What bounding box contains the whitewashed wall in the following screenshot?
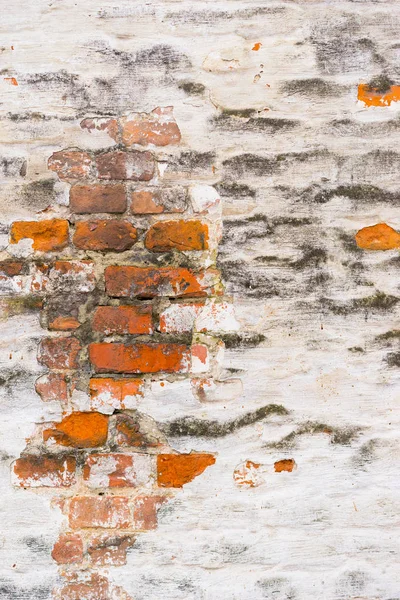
[1,1,400,599]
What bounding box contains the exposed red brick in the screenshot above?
[89,342,190,374]
[133,495,167,530]
[0,261,24,276]
[50,260,96,292]
[70,183,127,214]
[56,573,109,600]
[80,117,119,141]
[145,220,209,252]
[48,150,92,181]
[83,453,154,488]
[89,377,144,412]
[43,412,108,448]
[38,337,81,369]
[12,455,76,487]
[88,534,135,566]
[121,107,181,147]
[35,372,68,403]
[73,220,137,252]
[157,453,216,488]
[68,496,131,529]
[274,459,296,473]
[92,305,153,335]
[355,223,400,250]
[96,150,155,181]
[51,533,84,565]
[10,219,69,252]
[105,266,221,298]
[130,187,187,214]
[48,315,80,331]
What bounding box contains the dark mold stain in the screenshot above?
[220,332,266,349]
[281,78,346,97]
[212,114,299,133]
[161,404,288,438]
[22,536,51,555]
[257,577,297,600]
[20,179,56,210]
[216,181,256,198]
[222,150,331,178]
[0,580,52,600]
[320,291,399,316]
[366,74,394,93]
[265,421,362,449]
[385,352,400,367]
[177,81,205,96]
[0,157,27,178]
[166,151,216,176]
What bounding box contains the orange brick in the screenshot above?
[89,342,190,374]
[358,83,400,107]
[43,412,108,448]
[355,223,400,250]
[10,219,69,252]
[121,107,181,147]
[274,459,296,473]
[51,533,83,564]
[38,337,81,369]
[48,316,80,331]
[157,453,216,488]
[73,220,137,252]
[92,305,153,335]
[68,496,131,529]
[105,266,220,298]
[12,455,76,487]
[70,183,127,214]
[145,220,209,252]
[48,150,92,180]
[89,377,144,412]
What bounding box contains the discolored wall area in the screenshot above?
[1,1,400,599]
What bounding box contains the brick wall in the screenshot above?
[1,2,400,599]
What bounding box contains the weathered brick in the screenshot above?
[89,342,190,374]
[92,305,153,335]
[105,266,221,298]
[12,454,76,487]
[0,261,24,276]
[83,453,154,488]
[121,107,181,147]
[10,219,69,252]
[145,220,209,252]
[51,533,84,565]
[131,187,187,214]
[80,116,119,140]
[160,299,241,334]
[157,453,216,488]
[35,372,68,403]
[133,495,166,530]
[274,459,296,473]
[48,149,92,180]
[43,412,108,448]
[96,150,155,181]
[159,301,203,333]
[114,413,162,448]
[70,183,127,214]
[233,460,264,488]
[358,83,400,107]
[48,315,80,331]
[68,496,131,529]
[50,260,96,293]
[38,337,81,369]
[191,343,209,373]
[88,534,135,566]
[73,220,137,252]
[89,377,144,412]
[355,223,400,250]
[56,573,109,600]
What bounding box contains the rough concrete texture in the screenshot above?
[1,1,400,599]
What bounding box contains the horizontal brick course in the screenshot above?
[89,342,191,373]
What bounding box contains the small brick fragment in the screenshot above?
[145,220,209,252]
[52,533,84,564]
[38,337,81,369]
[92,305,153,335]
[96,150,155,181]
[70,183,127,214]
[35,372,68,403]
[131,187,187,214]
[12,455,76,487]
[68,496,131,529]
[133,495,166,530]
[105,266,221,298]
[43,412,108,448]
[83,453,154,488]
[48,150,92,180]
[48,315,80,331]
[114,413,162,448]
[157,453,216,488]
[274,459,296,473]
[89,377,144,412]
[88,534,135,566]
[355,223,400,250]
[73,220,137,252]
[358,83,400,107]
[121,107,181,147]
[10,219,69,252]
[89,342,190,374]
